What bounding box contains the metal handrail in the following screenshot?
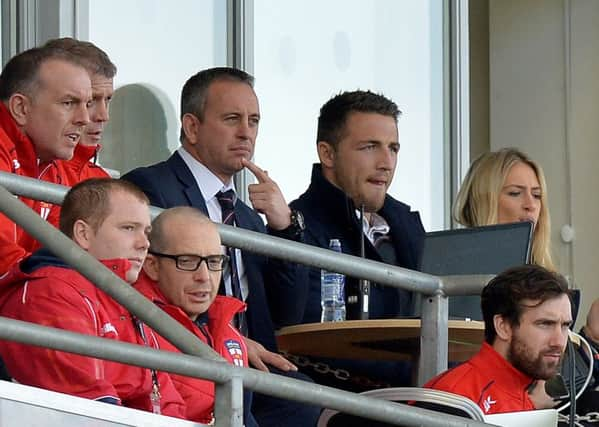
[0,171,491,297]
[0,316,496,427]
[0,171,497,425]
[0,182,222,363]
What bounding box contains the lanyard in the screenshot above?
[133,317,162,415]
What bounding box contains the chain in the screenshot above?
[282,352,391,389]
[284,352,350,380]
[559,412,599,426]
[577,412,599,423]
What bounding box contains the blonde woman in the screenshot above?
[454,148,559,409]
[453,147,555,271]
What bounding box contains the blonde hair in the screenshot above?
[453,148,555,271]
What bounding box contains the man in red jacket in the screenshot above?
[45,37,116,184]
[0,44,92,274]
[42,38,116,240]
[137,206,252,425]
[0,178,186,418]
[425,265,572,415]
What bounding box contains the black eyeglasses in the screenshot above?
[149,251,229,272]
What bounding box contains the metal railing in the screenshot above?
[0,171,493,383]
[0,171,496,426]
[0,316,495,427]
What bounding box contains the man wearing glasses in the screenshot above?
[136,206,256,426]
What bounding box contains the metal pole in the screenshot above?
[0,171,449,296]
[0,184,222,362]
[0,317,495,427]
[219,224,443,295]
[0,171,495,298]
[418,293,449,386]
[214,373,244,427]
[442,274,494,295]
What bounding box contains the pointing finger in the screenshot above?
[242,158,271,183]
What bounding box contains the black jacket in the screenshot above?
[269,164,425,326]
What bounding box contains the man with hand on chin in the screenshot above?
[123,66,318,427]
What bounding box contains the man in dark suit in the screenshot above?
[122,67,318,427]
[269,90,425,392]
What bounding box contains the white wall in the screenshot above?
[489,0,599,327]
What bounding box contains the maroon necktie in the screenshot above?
[216,190,247,335]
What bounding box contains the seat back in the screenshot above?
[317,387,485,427]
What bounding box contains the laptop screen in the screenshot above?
[418,222,533,320]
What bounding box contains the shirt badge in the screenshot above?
[225,339,244,367]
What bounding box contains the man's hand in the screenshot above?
[242,158,291,230]
[527,380,558,409]
[245,337,297,372]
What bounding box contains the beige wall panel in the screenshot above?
[489,0,599,327]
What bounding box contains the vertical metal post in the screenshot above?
[418,293,449,386]
[226,0,255,204]
[214,372,244,427]
[448,0,470,229]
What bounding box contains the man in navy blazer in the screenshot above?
[269,90,425,392]
[122,67,318,427]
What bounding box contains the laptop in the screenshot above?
[418,222,533,320]
[485,409,558,427]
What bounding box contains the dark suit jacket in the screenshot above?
[272,164,425,326]
[122,152,303,351]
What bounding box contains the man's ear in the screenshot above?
[6,94,30,127]
[181,113,200,145]
[72,219,92,250]
[143,254,160,281]
[494,314,513,342]
[317,141,336,168]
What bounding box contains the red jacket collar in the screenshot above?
[0,102,53,177]
[474,342,534,392]
[99,258,133,282]
[67,143,101,170]
[134,271,246,327]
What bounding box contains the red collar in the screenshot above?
[99,258,133,282]
[472,342,534,393]
[0,102,54,177]
[67,143,101,170]
[134,271,246,325]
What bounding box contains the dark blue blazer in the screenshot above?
[122,152,297,351]
[272,164,425,326]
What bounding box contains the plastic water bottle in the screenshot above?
[321,239,346,322]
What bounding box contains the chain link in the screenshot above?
[282,352,391,388]
[559,412,599,426]
[284,352,351,380]
[577,412,599,423]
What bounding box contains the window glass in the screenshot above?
[87,0,227,174]
[253,0,445,230]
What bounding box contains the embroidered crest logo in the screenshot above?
[101,322,118,336]
[39,202,52,221]
[483,395,496,413]
[224,339,244,367]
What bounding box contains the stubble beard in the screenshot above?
[508,335,563,380]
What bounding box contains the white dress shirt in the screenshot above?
[357,210,391,245]
[178,146,249,300]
